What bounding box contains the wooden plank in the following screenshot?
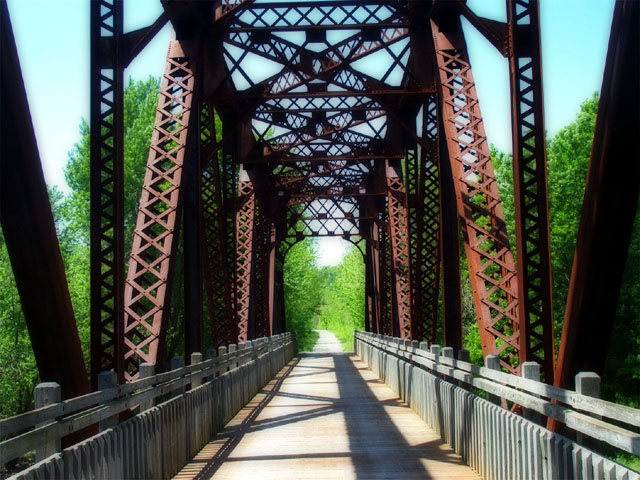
[175,331,479,480]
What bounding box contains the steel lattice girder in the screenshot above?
[432,16,521,372]
[89,0,125,386]
[407,97,441,344]
[120,0,563,375]
[122,42,197,381]
[235,171,256,343]
[201,105,238,348]
[507,0,555,383]
[386,161,412,339]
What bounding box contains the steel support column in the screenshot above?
[439,131,463,351]
[554,0,639,389]
[201,108,237,348]
[432,16,520,371]
[235,165,256,342]
[123,41,197,380]
[507,0,555,382]
[0,1,90,400]
[90,0,125,386]
[407,97,442,345]
[386,160,412,339]
[184,101,203,360]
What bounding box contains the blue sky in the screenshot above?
[6,0,615,265]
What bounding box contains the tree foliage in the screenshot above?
[0,77,160,419]
[283,239,323,351]
[491,93,639,407]
[316,244,365,351]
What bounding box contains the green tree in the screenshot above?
[492,93,639,406]
[316,244,365,351]
[0,77,160,419]
[283,239,323,351]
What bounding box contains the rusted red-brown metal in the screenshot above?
[184,101,204,360]
[0,1,90,400]
[123,41,197,380]
[235,168,256,343]
[554,0,639,391]
[438,131,463,352]
[432,14,520,372]
[507,0,555,383]
[386,160,412,340]
[201,105,237,348]
[406,97,442,345]
[89,0,125,387]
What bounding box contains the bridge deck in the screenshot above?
[174,331,479,480]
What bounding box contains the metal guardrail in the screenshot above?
[354,331,640,480]
[1,333,297,479]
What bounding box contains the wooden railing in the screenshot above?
[1,333,297,479]
[354,331,640,480]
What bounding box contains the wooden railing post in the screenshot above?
[575,371,601,446]
[484,355,501,405]
[139,363,155,412]
[458,349,470,363]
[191,353,203,388]
[521,361,542,424]
[97,372,118,431]
[430,344,440,364]
[34,382,61,462]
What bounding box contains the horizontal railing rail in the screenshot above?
[1,333,296,469]
[354,331,640,480]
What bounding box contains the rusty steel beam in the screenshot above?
[507,0,555,382]
[184,101,203,360]
[89,0,125,387]
[407,97,442,345]
[0,1,90,400]
[235,166,256,342]
[432,15,520,372]
[386,160,412,340]
[201,105,237,348]
[123,41,197,380]
[554,0,639,389]
[251,190,271,339]
[439,131,463,352]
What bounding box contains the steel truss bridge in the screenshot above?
[0,0,638,478]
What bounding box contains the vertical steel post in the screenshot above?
[90,0,125,386]
[184,101,203,360]
[201,107,237,348]
[439,132,463,351]
[236,165,256,343]
[507,0,555,382]
[386,159,412,339]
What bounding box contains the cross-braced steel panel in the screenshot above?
[201,106,237,348]
[407,97,440,343]
[235,175,256,343]
[90,0,125,386]
[433,19,520,372]
[122,44,196,380]
[507,0,555,382]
